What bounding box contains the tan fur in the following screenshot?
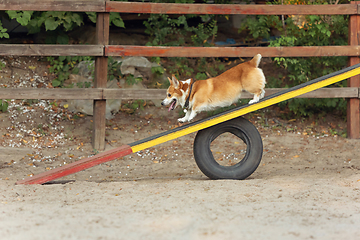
[161,54,266,122]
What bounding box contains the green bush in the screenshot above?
[3,9,126,87]
[47,56,93,87]
[0,99,9,113]
[240,2,349,117]
[6,10,124,44]
[0,22,9,71]
[143,0,225,80]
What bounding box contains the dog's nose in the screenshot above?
[161,101,164,106]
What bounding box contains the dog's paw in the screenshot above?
[178,117,187,123]
[249,99,258,104]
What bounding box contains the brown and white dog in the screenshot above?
[161,54,266,122]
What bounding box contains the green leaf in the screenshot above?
[70,13,83,26]
[52,79,62,87]
[62,64,70,72]
[6,10,33,26]
[62,21,73,31]
[49,11,64,18]
[63,15,73,23]
[45,18,59,31]
[18,11,33,26]
[110,12,125,28]
[112,18,125,28]
[218,64,225,71]
[86,12,97,23]
[6,10,18,19]
[37,15,47,26]
[2,101,8,112]
[72,67,80,75]
[195,72,207,80]
[58,56,66,62]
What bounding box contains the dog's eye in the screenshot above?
[168,93,171,97]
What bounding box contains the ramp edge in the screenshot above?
[16,145,132,185]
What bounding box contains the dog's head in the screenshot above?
[161,76,191,111]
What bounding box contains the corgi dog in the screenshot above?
[161,54,266,122]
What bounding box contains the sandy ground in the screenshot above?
[0,57,360,239]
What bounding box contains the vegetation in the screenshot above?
[239,0,350,117]
[0,0,353,117]
[0,99,9,113]
[143,4,224,80]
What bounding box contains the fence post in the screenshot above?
[93,12,109,150]
[348,1,360,139]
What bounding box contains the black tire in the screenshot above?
[193,116,263,180]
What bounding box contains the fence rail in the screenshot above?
[0,88,357,100]
[0,0,105,12]
[1,45,360,57]
[0,0,359,149]
[0,44,103,56]
[106,2,358,15]
[1,1,356,14]
[106,45,360,58]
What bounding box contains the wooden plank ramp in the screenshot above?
[16,63,360,185]
[16,146,132,185]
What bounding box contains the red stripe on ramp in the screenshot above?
[16,145,133,185]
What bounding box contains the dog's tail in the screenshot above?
[249,54,262,68]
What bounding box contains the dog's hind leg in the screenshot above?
[260,89,265,99]
[249,94,260,104]
[249,89,265,104]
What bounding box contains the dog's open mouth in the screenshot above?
[168,99,177,112]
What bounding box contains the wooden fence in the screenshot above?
[0,0,359,150]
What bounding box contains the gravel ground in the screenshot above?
[0,57,359,240]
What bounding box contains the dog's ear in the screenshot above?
[171,75,179,88]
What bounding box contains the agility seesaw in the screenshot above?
[16,63,360,184]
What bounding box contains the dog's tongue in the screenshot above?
[169,101,176,112]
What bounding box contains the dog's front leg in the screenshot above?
[186,109,198,122]
[178,110,191,123]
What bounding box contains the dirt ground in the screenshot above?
[0,57,360,240]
